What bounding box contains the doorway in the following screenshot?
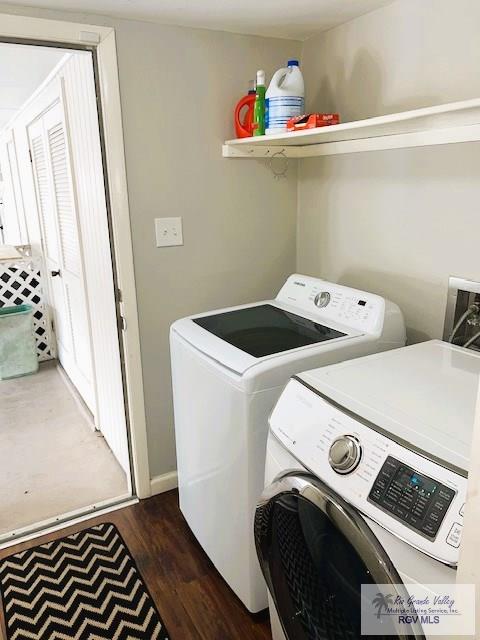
[0,39,135,543]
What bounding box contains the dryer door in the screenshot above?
[255,472,425,640]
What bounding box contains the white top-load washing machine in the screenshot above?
[170,274,405,613]
[256,340,480,639]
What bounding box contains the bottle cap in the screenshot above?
[288,59,299,67]
[256,69,266,86]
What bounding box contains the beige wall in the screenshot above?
[0,4,300,478]
[298,0,480,344]
[115,24,299,478]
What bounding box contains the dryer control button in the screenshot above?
[446,522,463,548]
[328,435,362,474]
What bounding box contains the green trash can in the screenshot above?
[0,304,39,380]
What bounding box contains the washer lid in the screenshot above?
[193,303,346,358]
[298,340,480,472]
[172,301,355,376]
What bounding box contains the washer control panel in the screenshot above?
[369,457,456,540]
[270,378,467,566]
[276,274,385,334]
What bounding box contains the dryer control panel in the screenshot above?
[270,378,467,567]
[369,457,456,539]
[276,274,386,335]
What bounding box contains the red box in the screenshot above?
[287,113,340,132]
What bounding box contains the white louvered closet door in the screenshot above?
[28,100,95,413]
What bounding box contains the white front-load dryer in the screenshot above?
[170,274,406,612]
[256,341,479,639]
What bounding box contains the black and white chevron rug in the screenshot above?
[0,522,169,639]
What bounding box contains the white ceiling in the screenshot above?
[0,0,395,40]
[0,43,66,129]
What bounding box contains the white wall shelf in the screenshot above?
[223,98,480,158]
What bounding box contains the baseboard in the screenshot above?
[150,471,178,496]
[55,361,96,431]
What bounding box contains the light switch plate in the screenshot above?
[155,217,183,247]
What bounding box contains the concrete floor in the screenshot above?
[0,362,128,536]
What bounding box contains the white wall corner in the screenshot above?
[150,471,178,496]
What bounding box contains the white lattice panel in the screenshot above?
[0,257,55,361]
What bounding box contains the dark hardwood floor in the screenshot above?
[0,491,272,640]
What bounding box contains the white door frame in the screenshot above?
[0,13,151,498]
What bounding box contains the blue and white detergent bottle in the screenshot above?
[265,59,305,135]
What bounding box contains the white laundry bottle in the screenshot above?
[265,59,305,135]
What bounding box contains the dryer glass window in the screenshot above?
[193,304,346,357]
[255,481,424,640]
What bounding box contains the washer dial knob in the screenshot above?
[328,435,362,474]
[314,291,331,308]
